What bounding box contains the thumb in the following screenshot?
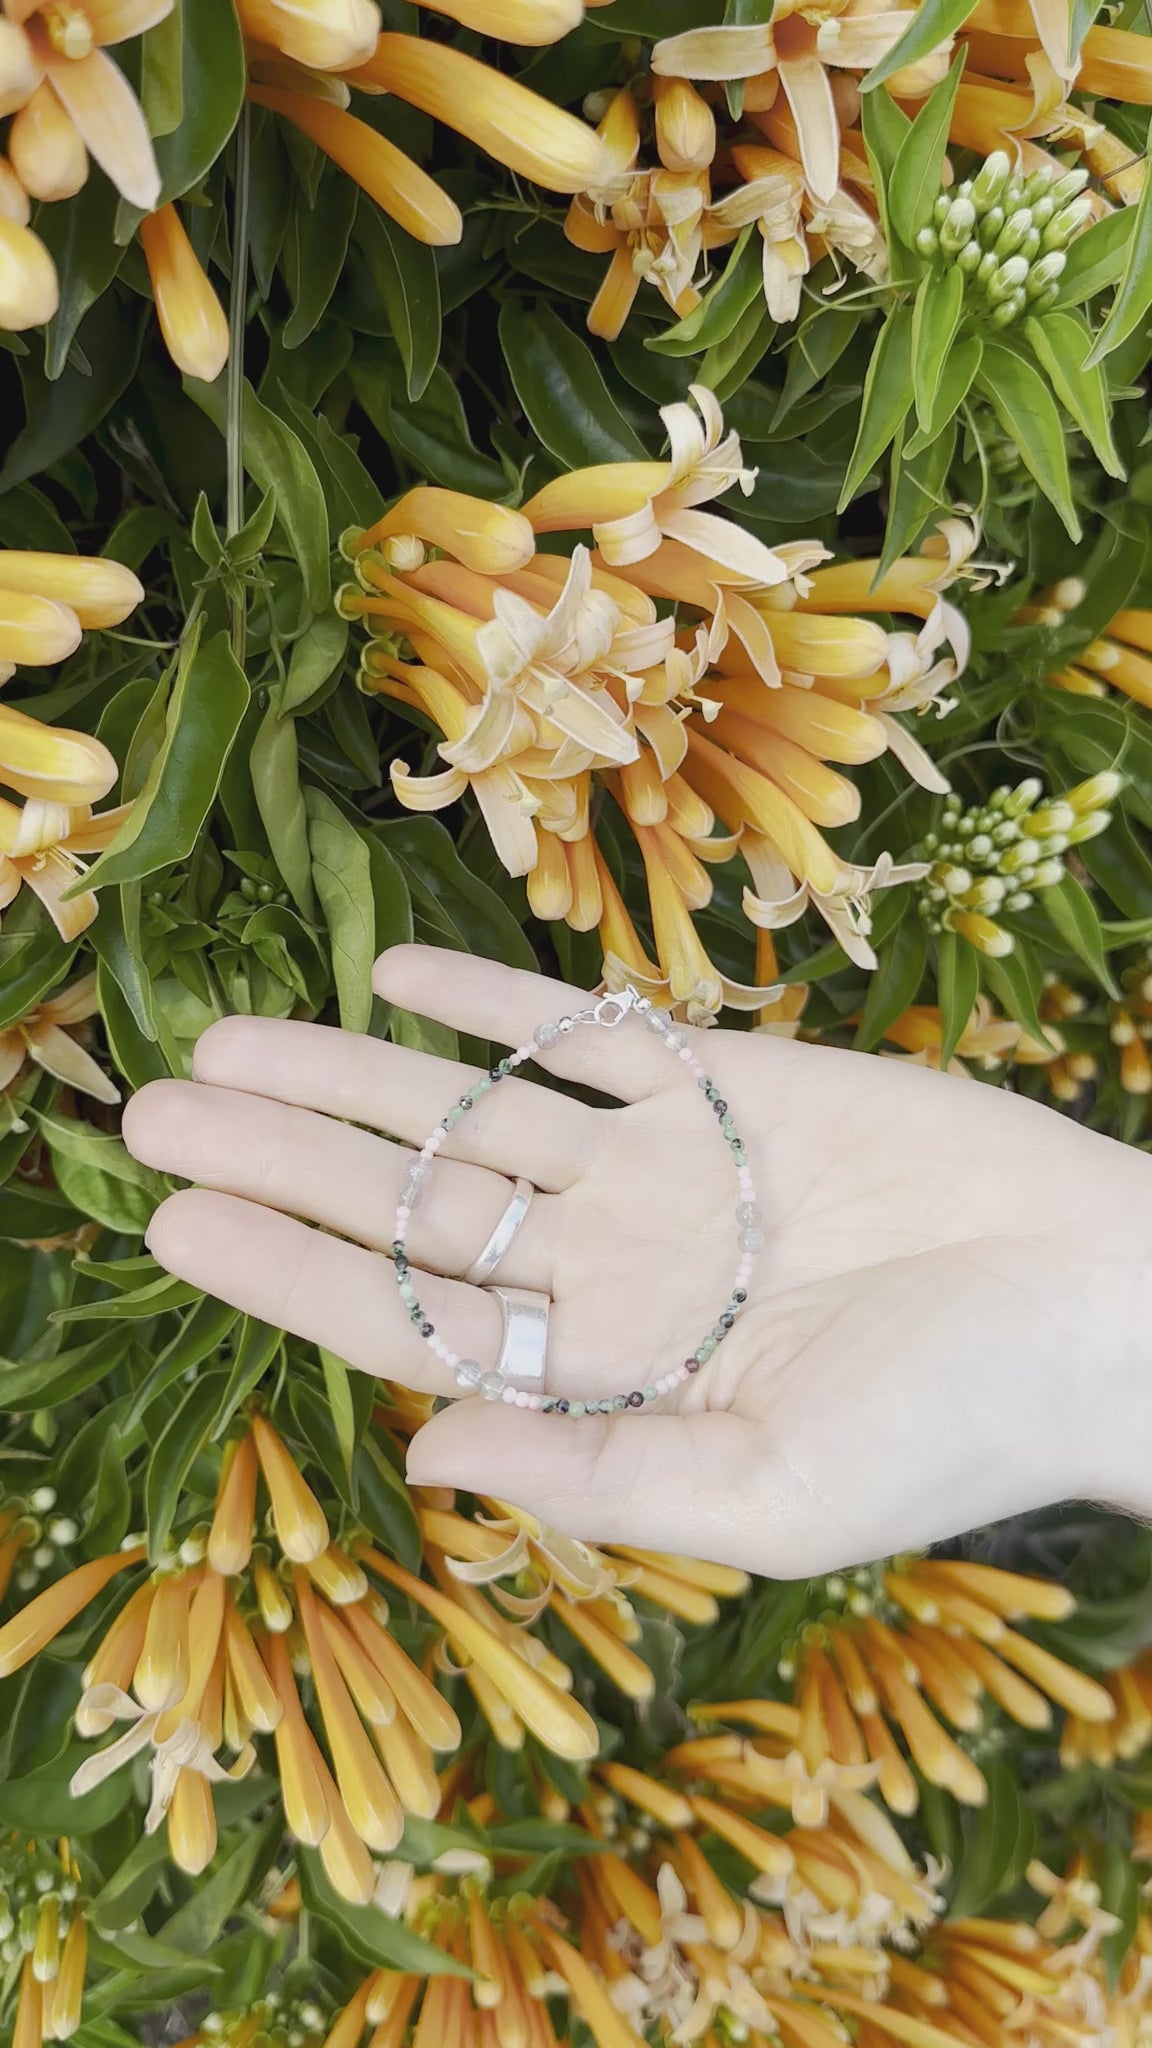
[406,1403,818,1576]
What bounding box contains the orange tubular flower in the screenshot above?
[691,1554,1114,1817]
[139,205,230,383]
[0,213,58,328]
[0,973,120,1106]
[880,996,1056,1078]
[243,8,604,248]
[0,0,169,218]
[348,409,966,1019]
[1,1838,90,2048]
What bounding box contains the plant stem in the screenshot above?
[227,103,252,667]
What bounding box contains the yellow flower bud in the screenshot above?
[304,1543,369,1606]
[353,37,606,196]
[0,20,38,121]
[264,1629,332,1846]
[353,488,535,578]
[0,551,143,631]
[207,1433,258,1577]
[599,1762,694,1831]
[139,206,230,384]
[417,0,582,43]
[13,1957,42,2048]
[224,1601,284,1733]
[248,85,462,248]
[133,1569,193,1711]
[0,1545,145,1678]
[49,1916,86,2038]
[251,1413,330,1563]
[0,704,118,807]
[0,589,81,670]
[1065,770,1123,813]
[237,0,381,71]
[654,76,716,173]
[297,1574,404,1853]
[253,1552,295,1633]
[0,155,30,226]
[948,910,1013,957]
[33,1896,59,1985]
[9,83,87,203]
[168,1767,217,1876]
[0,215,59,330]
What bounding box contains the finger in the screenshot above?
[192,1015,591,1194]
[145,1188,503,1399]
[125,1081,558,1291]
[405,1404,788,1573]
[373,945,700,1105]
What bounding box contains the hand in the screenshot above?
[123,946,1152,1576]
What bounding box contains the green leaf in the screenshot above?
[355,206,441,403]
[40,1111,166,1236]
[860,86,911,242]
[887,49,967,250]
[0,1744,135,1834]
[1098,1837,1141,1986]
[838,305,914,510]
[54,1272,201,1323]
[853,907,928,1050]
[1025,310,1124,479]
[150,0,246,209]
[647,228,764,356]
[911,264,965,432]
[38,174,125,382]
[948,1758,1034,1916]
[905,332,982,454]
[145,1368,231,1560]
[1085,112,1152,364]
[1052,205,1136,307]
[78,630,250,894]
[89,1835,173,1935]
[159,1817,283,1952]
[208,1316,284,1440]
[0,297,144,494]
[278,611,350,718]
[499,301,647,466]
[375,818,536,970]
[976,343,1082,541]
[306,788,377,1032]
[284,174,360,350]
[935,931,980,1069]
[251,706,316,918]
[979,940,1057,1051]
[140,4,184,137]
[297,1850,474,1975]
[320,1348,357,1490]
[188,381,331,615]
[1040,873,1119,996]
[0,1324,133,1410]
[89,884,157,1044]
[125,1297,239,1433]
[862,0,975,90]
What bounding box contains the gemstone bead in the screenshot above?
[455,1359,482,1389]
[479,1373,506,1401]
[739,1229,766,1253]
[736,1201,759,1226]
[534,1023,560,1050]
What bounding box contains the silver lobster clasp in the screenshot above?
[593,987,641,1029]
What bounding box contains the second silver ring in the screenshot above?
[463,1176,536,1286]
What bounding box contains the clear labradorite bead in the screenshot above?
[455,1359,482,1389]
[479,1372,506,1401]
[739,1229,766,1253]
[534,1022,560,1050]
[664,1029,686,1051]
[736,1202,759,1227]
[644,1010,668,1033]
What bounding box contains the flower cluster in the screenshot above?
[689,1554,1114,1814]
[915,773,1120,955]
[915,152,1092,328]
[346,390,972,1017]
[0,1836,87,2047]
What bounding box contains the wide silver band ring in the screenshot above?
[490,1285,549,1387]
[463,1177,535,1285]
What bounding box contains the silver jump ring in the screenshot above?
[490,1285,550,1388]
[463,1177,535,1285]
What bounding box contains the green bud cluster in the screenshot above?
[202,1994,330,2048]
[0,1837,80,1974]
[916,774,1119,952]
[914,150,1091,328]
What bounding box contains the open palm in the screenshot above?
[124,946,1151,1576]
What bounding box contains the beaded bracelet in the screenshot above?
[390,988,764,1417]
